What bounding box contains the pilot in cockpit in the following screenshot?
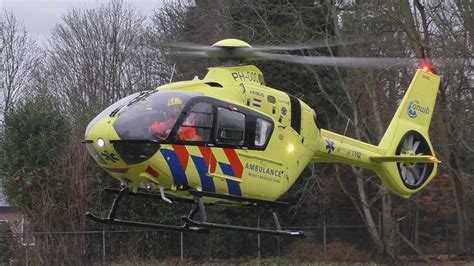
[151,97,183,139]
[151,97,202,141]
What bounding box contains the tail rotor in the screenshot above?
[396,131,434,189]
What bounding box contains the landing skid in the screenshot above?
[185,190,303,237]
[86,188,304,237]
[86,188,208,233]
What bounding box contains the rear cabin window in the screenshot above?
[255,118,272,147]
[215,107,245,145]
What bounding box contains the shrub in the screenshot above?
[287,241,368,262]
[0,222,14,263]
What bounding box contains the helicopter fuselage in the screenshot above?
[85,65,324,202]
[84,38,441,236]
[85,64,441,203]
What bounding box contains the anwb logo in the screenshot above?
[407,100,430,118]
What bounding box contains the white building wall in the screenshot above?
[0,185,8,206]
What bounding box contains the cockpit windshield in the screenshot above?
[85,92,142,138]
[113,91,202,140]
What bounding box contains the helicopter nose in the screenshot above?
[85,117,161,166]
[85,137,161,166]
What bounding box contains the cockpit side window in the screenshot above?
[215,107,246,146]
[112,91,200,141]
[175,101,213,143]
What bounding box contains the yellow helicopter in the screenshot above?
[85,39,441,236]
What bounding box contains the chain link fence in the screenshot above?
[3,224,376,264]
[2,218,467,264]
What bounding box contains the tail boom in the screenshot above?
[311,69,441,198]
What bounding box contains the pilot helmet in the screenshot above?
[167,97,183,107]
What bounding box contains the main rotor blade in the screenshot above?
[170,51,213,58]
[158,42,221,52]
[253,52,415,69]
[161,39,363,53]
[252,39,364,51]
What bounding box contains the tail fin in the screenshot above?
[375,69,441,197]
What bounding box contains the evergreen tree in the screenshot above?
[0,94,69,209]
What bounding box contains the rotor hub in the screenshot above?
[212,39,252,48]
[401,150,417,168]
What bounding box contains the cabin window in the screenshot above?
[255,118,272,147]
[176,102,213,142]
[215,107,245,145]
[289,95,301,134]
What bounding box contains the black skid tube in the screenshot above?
[182,217,304,237]
[86,212,207,233]
[86,188,304,237]
[86,188,208,233]
[183,196,304,237]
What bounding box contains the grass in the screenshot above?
[108,257,381,266]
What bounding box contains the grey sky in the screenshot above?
[0,1,164,203]
[1,0,163,45]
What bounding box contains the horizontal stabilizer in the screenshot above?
[370,155,441,163]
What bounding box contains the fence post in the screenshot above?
[180,232,184,261]
[257,215,261,258]
[102,230,106,263]
[277,236,280,257]
[323,214,327,258]
[25,242,29,266]
[397,220,400,258]
[378,212,382,238]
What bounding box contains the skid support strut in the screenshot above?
[181,195,304,237]
[86,188,304,237]
[86,188,208,233]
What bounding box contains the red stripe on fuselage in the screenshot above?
[172,144,189,171]
[223,148,243,178]
[146,165,159,177]
[198,146,217,173]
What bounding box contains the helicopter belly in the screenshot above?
[154,145,285,201]
[101,144,287,202]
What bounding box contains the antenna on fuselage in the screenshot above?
[169,64,176,82]
[343,118,351,136]
[341,118,351,147]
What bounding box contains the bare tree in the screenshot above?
[388,0,473,252]
[45,1,164,123]
[313,1,417,257]
[0,10,37,117]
